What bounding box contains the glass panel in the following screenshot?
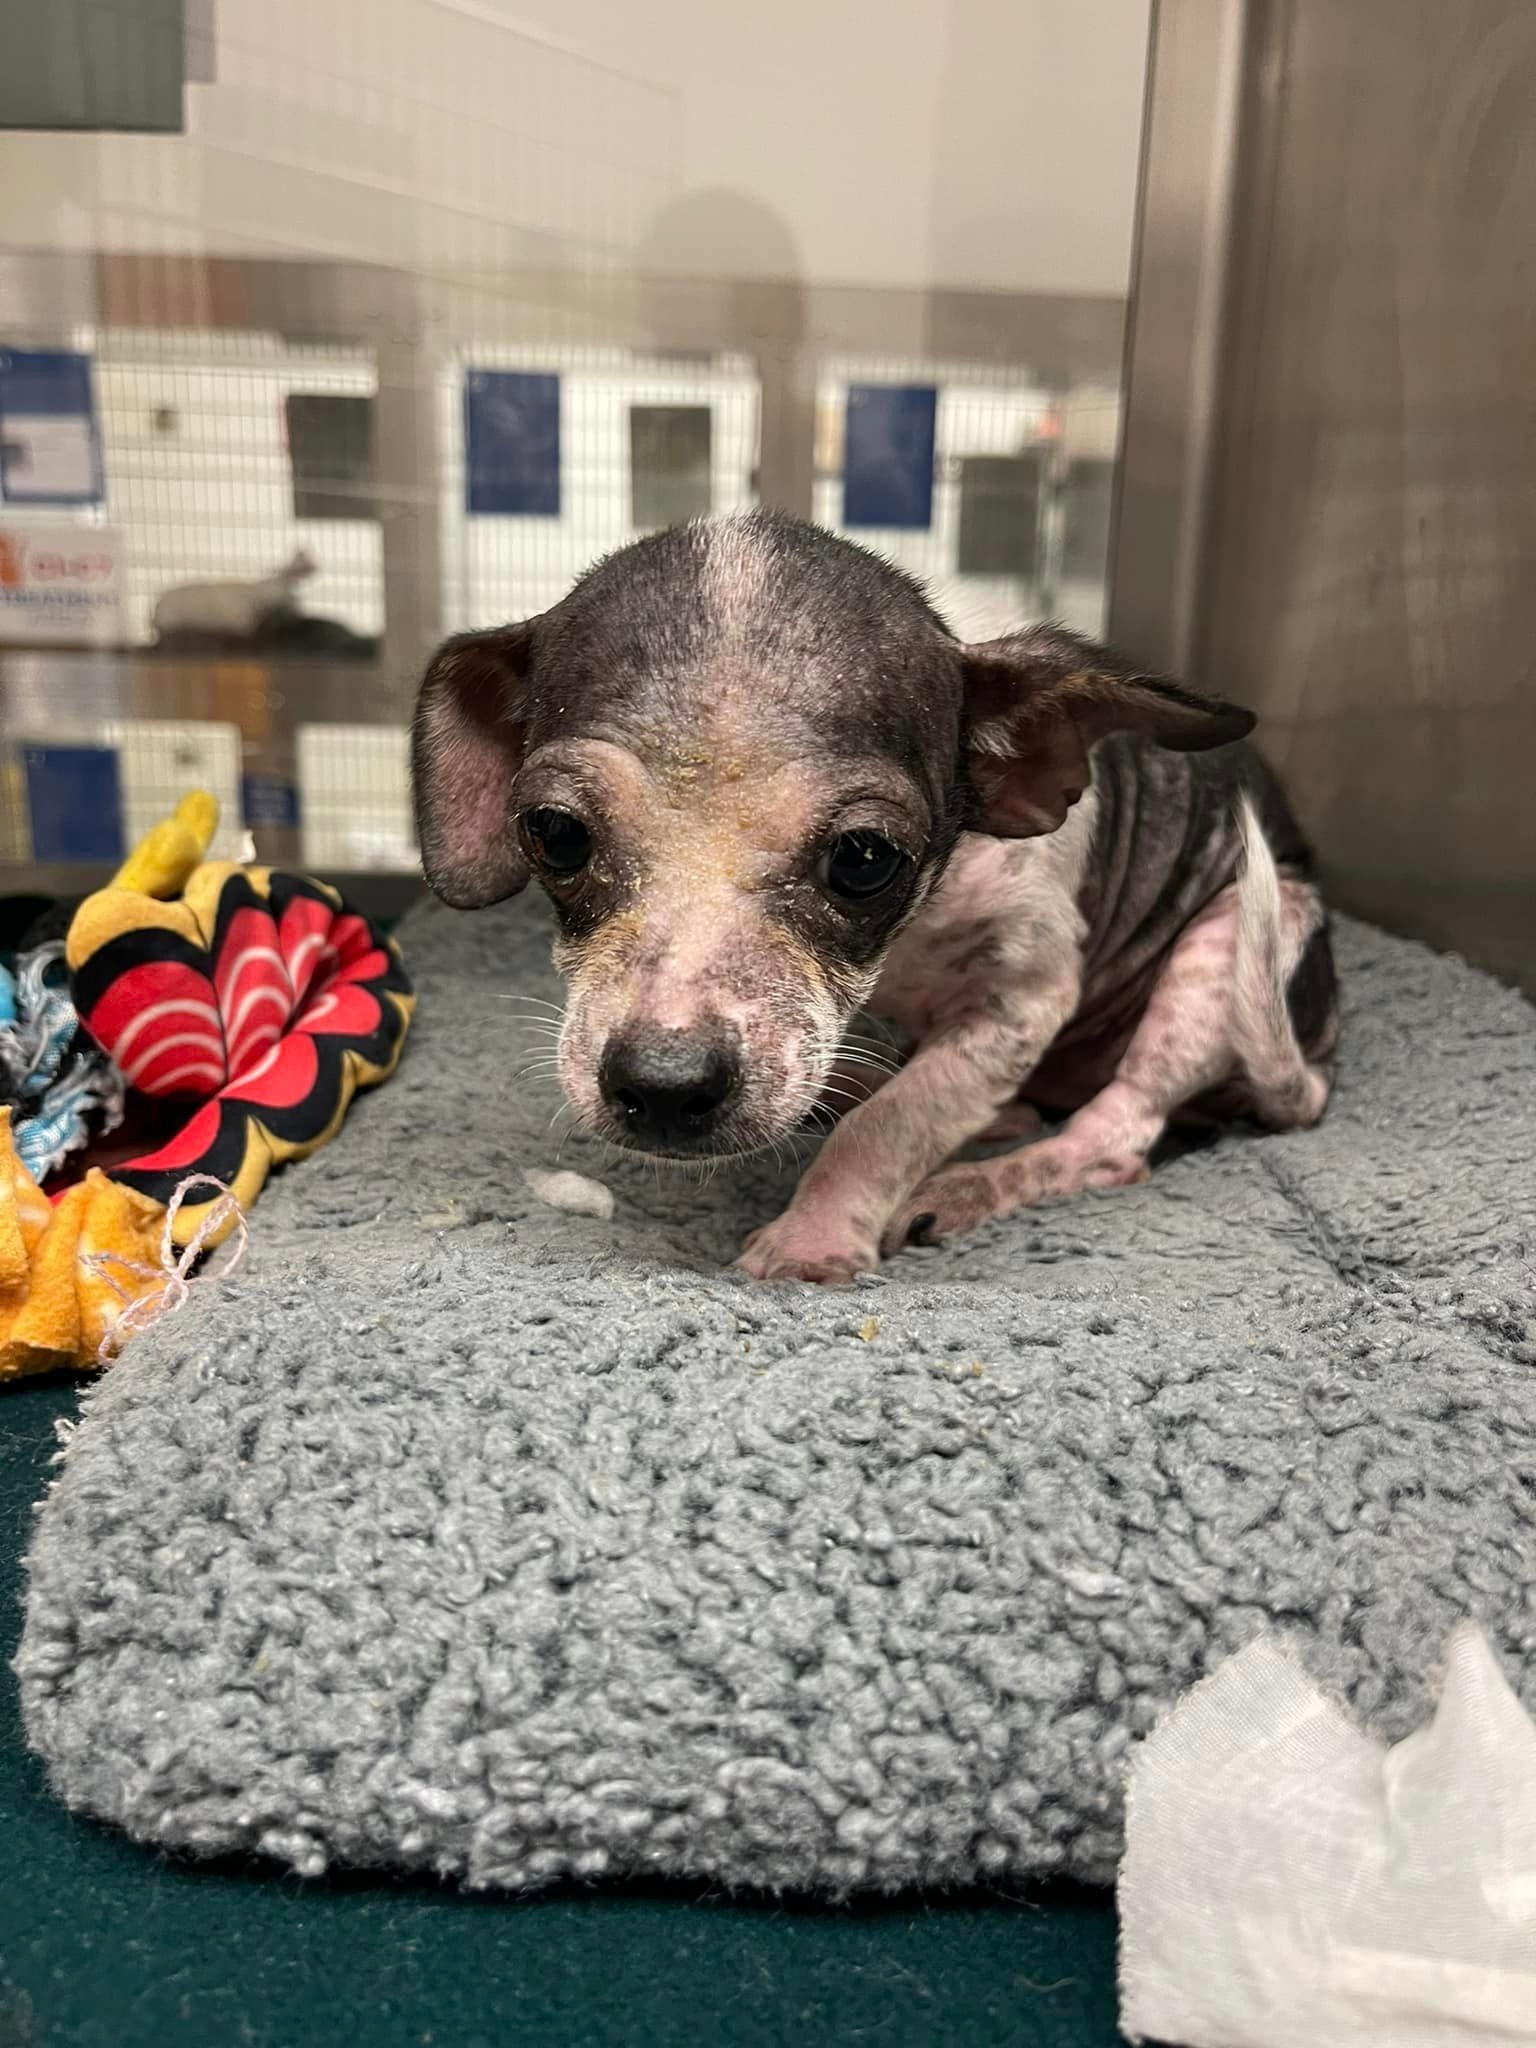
[285,394,377,524]
[0,0,1151,876]
[816,357,1119,640]
[296,723,414,873]
[438,346,758,633]
[630,404,713,530]
[91,328,384,651]
[956,454,1043,578]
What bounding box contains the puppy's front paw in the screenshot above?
[880,1165,1002,1256]
[736,1216,877,1285]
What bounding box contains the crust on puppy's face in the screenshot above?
[452,514,965,1155]
[534,721,946,1156]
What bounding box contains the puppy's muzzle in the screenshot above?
[599,1025,742,1155]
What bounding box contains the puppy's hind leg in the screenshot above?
[882,805,1333,1251]
[883,889,1242,1251]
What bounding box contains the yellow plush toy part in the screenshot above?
[63,789,222,979]
[0,1109,167,1379]
[110,788,219,898]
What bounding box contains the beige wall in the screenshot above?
[0,0,1152,295]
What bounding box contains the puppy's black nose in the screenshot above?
[599,1030,740,1151]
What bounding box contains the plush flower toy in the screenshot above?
[0,793,413,1379]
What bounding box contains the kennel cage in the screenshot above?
[0,270,1126,919]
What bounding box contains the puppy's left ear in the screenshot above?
[412,621,538,907]
[962,625,1255,837]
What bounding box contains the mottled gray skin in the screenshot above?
[1029,737,1337,1113]
[1082,739,1304,990]
[412,511,1336,1280]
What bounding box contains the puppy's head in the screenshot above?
[412,512,1251,1159]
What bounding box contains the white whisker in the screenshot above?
[834,1047,901,1076]
[818,1081,877,1109]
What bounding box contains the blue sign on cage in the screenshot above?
[0,349,104,507]
[241,772,300,831]
[464,371,560,516]
[23,745,123,864]
[842,383,937,531]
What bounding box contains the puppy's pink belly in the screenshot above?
[1022,967,1160,1114]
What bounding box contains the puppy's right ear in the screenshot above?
[412,623,536,908]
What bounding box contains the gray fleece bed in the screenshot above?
[17,891,1536,1893]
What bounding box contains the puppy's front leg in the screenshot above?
[737,974,1079,1283]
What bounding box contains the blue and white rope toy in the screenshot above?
[0,943,124,1183]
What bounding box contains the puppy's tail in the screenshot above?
[1231,796,1330,1129]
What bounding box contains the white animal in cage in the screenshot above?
[152,548,317,639]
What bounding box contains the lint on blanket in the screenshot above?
[0,793,413,1380]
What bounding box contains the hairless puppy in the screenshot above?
[413,511,1336,1282]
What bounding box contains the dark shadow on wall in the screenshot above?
[636,187,813,517]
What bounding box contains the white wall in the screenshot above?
[0,0,1152,296]
[516,0,1154,295]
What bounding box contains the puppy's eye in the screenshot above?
[523,807,592,877]
[820,830,906,903]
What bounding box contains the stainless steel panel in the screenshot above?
[1195,0,1536,990]
[1110,0,1248,673]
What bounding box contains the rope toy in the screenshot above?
[0,942,124,1183]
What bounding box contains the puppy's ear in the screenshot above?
[412,623,537,907]
[962,626,1254,837]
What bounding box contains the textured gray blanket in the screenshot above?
[17,894,1536,1893]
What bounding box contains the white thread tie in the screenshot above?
[87,1173,250,1364]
